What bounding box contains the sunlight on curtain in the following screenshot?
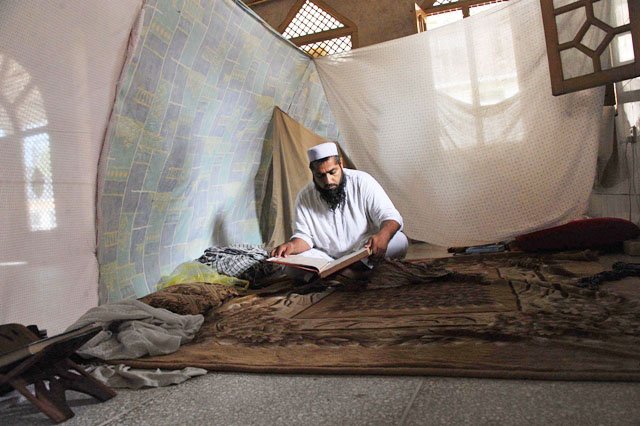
[426,10,463,30]
[0,0,141,334]
[430,10,521,151]
[23,133,56,231]
[316,0,605,246]
[0,56,55,239]
[1,57,58,232]
[470,3,501,15]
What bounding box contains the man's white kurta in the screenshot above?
[291,169,403,259]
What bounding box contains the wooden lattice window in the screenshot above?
[540,0,640,95]
[277,0,358,57]
[416,0,510,32]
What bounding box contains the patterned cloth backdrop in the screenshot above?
[98,0,338,302]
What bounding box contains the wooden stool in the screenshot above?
[0,323,116,424]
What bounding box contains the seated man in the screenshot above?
[271,141,408,276]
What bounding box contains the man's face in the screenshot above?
[311,157,346,210]
[311,157,343,190]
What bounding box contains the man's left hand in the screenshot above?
[364,220,401,263]
[364,232,391,262]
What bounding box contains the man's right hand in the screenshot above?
[271,241,296,258]
[270,238,311,258]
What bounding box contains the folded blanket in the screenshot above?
[67,300,204,360]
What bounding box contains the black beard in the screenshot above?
[315,174,346,211]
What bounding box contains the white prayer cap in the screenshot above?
[307,142,339,162]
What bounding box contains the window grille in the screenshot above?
[278,0,358,57]
[282,1,344,39]
[433,0,459,6]
[540,0,640,95]
[300,36,352,58]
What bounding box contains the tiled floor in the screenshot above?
[3,373,640,425]
[2,243,640,425]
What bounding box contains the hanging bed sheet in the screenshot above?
[314,0,605,247]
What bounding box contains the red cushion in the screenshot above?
[514,218,640,252]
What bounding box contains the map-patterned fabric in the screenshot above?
[97,0,338,302]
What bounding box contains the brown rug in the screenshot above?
[123,252,640,380]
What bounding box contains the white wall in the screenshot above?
[589,77,640,224]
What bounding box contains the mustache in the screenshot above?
[315,175,346,210]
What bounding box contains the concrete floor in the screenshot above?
[2,242,640,425]
[2,373,640,425]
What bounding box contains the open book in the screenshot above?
[0,323,102,369]
[267,247,371,278]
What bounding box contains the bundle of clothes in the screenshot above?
[58,245,280,390]
[195,245,279,285]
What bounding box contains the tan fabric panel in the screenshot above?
[263,107,353,246]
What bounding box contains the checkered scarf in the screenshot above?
[196,246,277,283]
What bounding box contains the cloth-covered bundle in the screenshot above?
[196,246,279,283]
[67,300,203,361]
[140,282,240,316]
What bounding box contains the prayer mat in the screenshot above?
[123,252,640,381]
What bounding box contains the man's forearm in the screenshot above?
[271,237,312,257]
[378,220,401,240]
[287,237,312,255]
[365,220,401,259]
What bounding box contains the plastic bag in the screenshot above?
[157,261,249,290]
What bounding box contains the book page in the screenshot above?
[318,247,370,277]
[267,254,332,271]
[328,247,369,269]
[267,247,370,277]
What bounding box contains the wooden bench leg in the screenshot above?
[0,324,116,423]
[1,359,117,424]
[56,359,117,402]
[10,376,74,424]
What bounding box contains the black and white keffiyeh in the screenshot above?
[196,245,278,282]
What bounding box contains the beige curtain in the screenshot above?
[315,0,605,246]
[260,107,353,246]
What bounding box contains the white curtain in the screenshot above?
[315,0,605,246]
[0,0,141,333]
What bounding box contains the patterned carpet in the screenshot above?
[124,251,640,380]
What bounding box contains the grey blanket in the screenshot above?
[87,364,207,389]
[67,300,204,360]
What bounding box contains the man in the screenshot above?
[271,141,408,269]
